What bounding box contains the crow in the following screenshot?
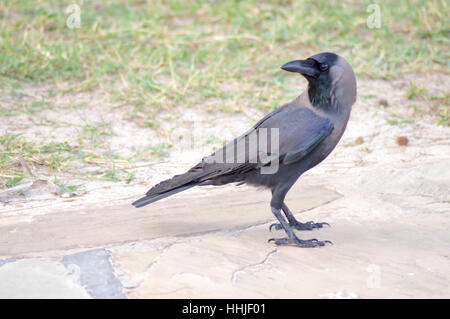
[133,52,357,247]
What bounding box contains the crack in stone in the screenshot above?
[126,242,176,291]
[231,248,278,285]
[143,243,175,273]
[161,194,342,241]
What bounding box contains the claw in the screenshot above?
[315,222,331,228]
[304,221,330,229]
[268,236,332,248]
[269,223,282,232]
[269,220,330,232]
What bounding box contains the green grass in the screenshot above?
[0,130,137,188]
[78,120,116,148]
[438,105,449,126]
[148,143,172,158]
[1,0,448,110]
[0,0,448,189]
[407,81,428,100]
[0,132,79,187]
[52,177,86,197]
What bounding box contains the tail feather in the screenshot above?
[132,183,198,208]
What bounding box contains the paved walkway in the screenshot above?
[1,162,449,298]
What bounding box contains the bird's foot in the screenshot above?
[268,237,332,248]
[269,220,330,232]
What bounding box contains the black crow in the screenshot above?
[133,52,357,247]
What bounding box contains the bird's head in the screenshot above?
[281,52,357,111]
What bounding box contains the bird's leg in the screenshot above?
[268,185,331,247]
[268,207,331,247]
[269,203,330,231]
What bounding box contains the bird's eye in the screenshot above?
[319,63,329,72]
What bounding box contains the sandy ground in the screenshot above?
[0,73,449,298]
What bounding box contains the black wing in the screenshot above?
[149,107,333,192]
[133,107,333,207]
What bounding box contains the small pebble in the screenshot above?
[378,98,389,107]
[354,136,364,145]
[396,136,409,146]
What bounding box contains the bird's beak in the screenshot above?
[280,60,319,78]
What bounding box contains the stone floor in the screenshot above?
[1,161,449,298]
